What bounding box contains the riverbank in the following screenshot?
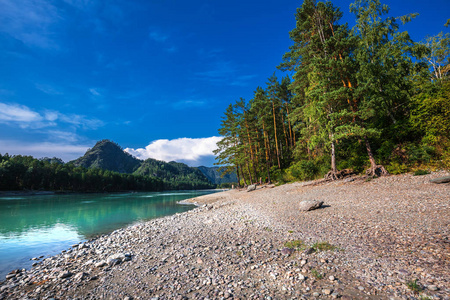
[1,171,449,299]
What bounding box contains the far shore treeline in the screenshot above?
[215,0,450,185]
[0,140,223,192]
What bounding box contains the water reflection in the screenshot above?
[0,190,216,278]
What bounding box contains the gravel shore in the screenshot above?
[1,171,449,300]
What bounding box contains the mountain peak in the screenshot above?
[71,140,141,173]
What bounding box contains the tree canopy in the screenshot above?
[215,0,449,185]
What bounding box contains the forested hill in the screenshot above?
[70,140,141,173]
[197,166,238,185]
[69,140,215,190]
[0,140,216,192]
[134,160,215,190]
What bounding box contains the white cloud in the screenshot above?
[0,102,42,123]
[0,139,89,162]
[0,0,62,49]
[0,102,104,129]
[125,136,222,167]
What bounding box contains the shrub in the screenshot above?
[413,169,430,176]
[387,161,409,174]
[290,160,318,181]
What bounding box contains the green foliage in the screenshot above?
[387,162,409,175]
[284,240,306,250]
[0,154,164,192]
[0,140,215,192]
[215,0,450,185]
[312,241,336,252]
[289,160,318,181]
[410,82,450,146]
[71,140,141,173]
[406,279,422,294]
[134,160,215,190]
[413,169,430,176]
[311,269,323,280]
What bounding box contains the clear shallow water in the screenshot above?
[0,190,217,279]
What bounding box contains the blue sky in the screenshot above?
[1,0,449,166]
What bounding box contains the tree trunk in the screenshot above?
[235,165,241,188]
[272,101,281,169]
[266,160,271,184]
[331,139,336,173]
[245,120,258,181]
[246,161,253,184]
[364,136,389,177]
[240,166,248,187]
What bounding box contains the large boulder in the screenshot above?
[299,200,324,211]
[247,184,257,192]
[430,176,450,184]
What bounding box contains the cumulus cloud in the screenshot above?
[125,136,222,167]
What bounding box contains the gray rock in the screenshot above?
[299,200,324,211]
[430,176,450,184]
[304,247,315,255]
[281,247,294,256]
[58,271,72,279]
[427,285,438,291]
[95,260,107,268]
[74,272,88,281]
[322,288,333,295]
[247,184,257,192]
[5,274,15,280]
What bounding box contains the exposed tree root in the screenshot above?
[365,165,389,177]
[324,169,356,181]
[325,171,342,181]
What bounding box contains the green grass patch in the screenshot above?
[311,269,323,280]
[312,241,336,252]
[406,279,422,294]
[284,240,306,250]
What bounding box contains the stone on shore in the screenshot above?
[430,176,450,184]
[299,200,324,211]
[247,184,257,192]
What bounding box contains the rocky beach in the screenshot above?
[1,171,449,300]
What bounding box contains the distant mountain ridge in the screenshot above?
[69,140,231,188]
[197,166,237,185]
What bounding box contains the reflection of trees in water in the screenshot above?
[0,191,213,237]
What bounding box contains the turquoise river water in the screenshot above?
[0,190,218,279]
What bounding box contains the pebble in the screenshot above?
[0,172,448,300]
[322,288,333,295]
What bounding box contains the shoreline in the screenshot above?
[1,171,449,299]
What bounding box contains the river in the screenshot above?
[0,190,218,279]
